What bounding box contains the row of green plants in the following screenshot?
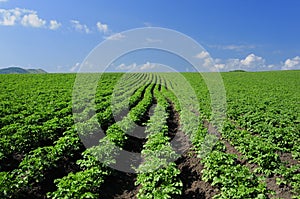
[0,128,82,198]
[111,73,150,116]
[223,121,300,196]
[0,114,73,163]
[222,71,300,158]
[182,71,300,198]
[48,82,155,198]
[0,74,75,127]
[0,71,298,198]
[0,73,121,198]
[159,74,271,198]
[135,84,182,199]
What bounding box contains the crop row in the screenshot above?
[135,84,182,199]
[0,128,82,198]
[159,75,271,198]
[48,82,154,198]
[223,121,300,196]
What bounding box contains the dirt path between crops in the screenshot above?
[169,104,219,199]
[175,150,220,199]
[231,119,300,168]
[203,120,295,199]
[99,102,221,199]
[97,98,296,199]
[99,90,156,199]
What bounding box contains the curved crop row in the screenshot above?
[135,85,182,199]
[48,83,155,198]
[0,128,82,198]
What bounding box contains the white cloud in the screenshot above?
[195,51,210,59]
[240,53,265,67]
[21,13,46,28]
[139,62,171,72]
[214,54,269,71]
[0,8,61,29]
[203,58,214,67]
[116,62,163,71]
[0,8,22,26]
[195,51,214,68]
[215,63,225,69]
[140,62,158,70]
[282,56,300,70]
[49,20,61,30]
[0,13,16,25]
[70,20,91,33]
[106,33,125,40]
[116,63,137,70]
[0,0,9,2]
[96,21,108,33]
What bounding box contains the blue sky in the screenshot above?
[0,0,300,72]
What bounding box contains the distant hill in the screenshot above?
[0,67,47,74]
[229,69,246,72]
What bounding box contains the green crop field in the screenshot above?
[0,71,299,199]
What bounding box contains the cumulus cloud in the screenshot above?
[214,63,225,70]
[96,21,108,33]
[195,51,210,59]
[240,53,265,68]
[49,20,61,30]
[140,62,158,71]
[214,53,270,71]
[282,56,300,70]
[194,51,215,69]
[0,8,61,29]
[116,63,137,70]
[70,20,90,33]
[116,62,164,71]
[21,13,46,27]
[139,62,172,72]
[106,33,125,40]
[0,8,22,26]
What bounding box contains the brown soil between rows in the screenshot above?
[98,149,220,199]
[175,151,220,199]
[170,104,219,198]
[99,170,139,199]
[231,119,300,168]
[98,102,219,199]
[223,139,294,199]
[203,120,295,199]
[277,151,300,167]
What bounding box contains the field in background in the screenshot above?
[0,71,299,199]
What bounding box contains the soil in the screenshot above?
[266,175,294,199]
[99,170,139,199]
[0,152,24,171]
[175,151,220,199]
[97,151,220,199]
[231,119,299,168]
[5,91,298,199]
[17,155,82,199]
[97,102,219,199]
[204,120,295,199]
[170,103,219,198]
[167,101,192,155]
[277,151,300,167]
